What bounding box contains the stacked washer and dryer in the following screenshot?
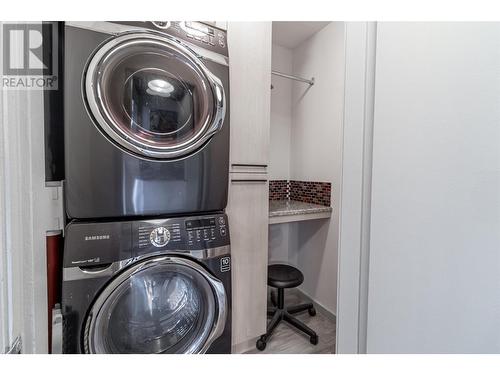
[61,21,232,354]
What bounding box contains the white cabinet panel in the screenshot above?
[227,22,271,167]
[227,176,269,351]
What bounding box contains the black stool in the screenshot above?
[256,264,318,351]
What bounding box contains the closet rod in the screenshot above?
[271,70,315,86]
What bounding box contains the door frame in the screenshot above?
[0,75,49,354]
[0,40,9,351]
[0,22,65,353]
[335,21,377,354]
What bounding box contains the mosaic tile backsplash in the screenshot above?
[269,180,331,207]
[269,180,290,200]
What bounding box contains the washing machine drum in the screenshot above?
[83,256,227,354]
[84,32,226,160]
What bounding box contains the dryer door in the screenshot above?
[84,32,225,160]
[83,256,227,354]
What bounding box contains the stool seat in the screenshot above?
[268,264,304,289]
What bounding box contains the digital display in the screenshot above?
[185,218,216,229]
[184,22,212,36]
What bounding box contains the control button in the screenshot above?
[218,217,225,225]
[218,39,225,48]
[150,227,170,247]
[203,229,210,240]
[220,227,227,236]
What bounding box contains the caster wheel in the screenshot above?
[310,335,319,345]
[308,307,317,316]
[256,338,267,351]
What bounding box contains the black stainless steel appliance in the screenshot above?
[61,213,231,354]
[64,21,230,219]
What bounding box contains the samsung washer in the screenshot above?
[63,21,230,219]
[61,213,231,354]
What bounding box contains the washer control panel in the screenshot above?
[134,213,230,253]
[138,222,181,249]
[65,214,230,268]
[149,227,171,247]
[185,215,228,247]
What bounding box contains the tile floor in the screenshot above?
[246,288,336,354]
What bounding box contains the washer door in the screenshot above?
[83,256,227,354]
[84,32,225,160]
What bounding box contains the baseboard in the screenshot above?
[295,287,337,324]
[232,336,259,354]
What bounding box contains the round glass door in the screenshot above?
[84,257,226,354]
[84,32,225,160]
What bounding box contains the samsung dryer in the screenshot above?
[61,213,231,354]
[64,22,230,219]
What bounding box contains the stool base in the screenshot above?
[256,289,319,351]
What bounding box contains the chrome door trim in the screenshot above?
[84,32,226,160]
[63,245,230,281]
[83,256,227,354]
[199,267,227,354]
[66,21,229,66]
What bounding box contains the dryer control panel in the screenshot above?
[167,21,228,56]
[114,21,228,57]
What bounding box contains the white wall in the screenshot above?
[268,43,293,264]
[289,22,345,314]
[268,22,345,315]
[366,22,500,353]
[269,43,292,181]
[290,22,345,184]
